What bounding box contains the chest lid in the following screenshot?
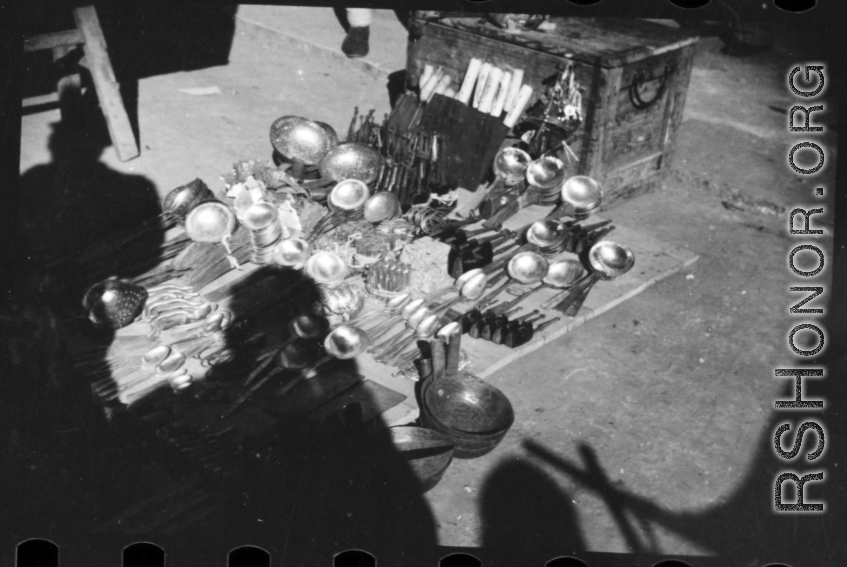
[420,15,699,68]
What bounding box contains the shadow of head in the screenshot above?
[46,118,112,162]
[479,458,586,552]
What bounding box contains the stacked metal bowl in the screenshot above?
[526,156,569,206]
[561,175,602,219]
[242,202,284,265]
[525,219,569,256]
[419,370,515,459]
[327,179,370,220]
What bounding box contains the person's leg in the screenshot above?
[342,8,371,58]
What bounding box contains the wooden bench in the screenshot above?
[23,6,139,162]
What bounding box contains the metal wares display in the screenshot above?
[73,103,643,474]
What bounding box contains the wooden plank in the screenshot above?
[53,45,83,127]
[73,6,140,162]
[24,29,85,52]
[430,18,698,68]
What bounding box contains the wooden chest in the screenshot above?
[406,16,699,208]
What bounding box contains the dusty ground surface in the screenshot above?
[16,5,841,564]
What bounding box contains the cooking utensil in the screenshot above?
[554,241,634,315]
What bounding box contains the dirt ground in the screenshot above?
[15,5,842,564]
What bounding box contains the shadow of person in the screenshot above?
[479,459,587,560]
[55,265,441,566]
[18,115,163,315]
[523,388,845,567]
[204,268,439,565]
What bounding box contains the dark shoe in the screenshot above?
[342,26,369,58]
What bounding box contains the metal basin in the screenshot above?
[526,156,567,189]
[561,175,603,210]
[184,201,236,243]
[318,142,383,184]
[588,240,635,279]
[270,116,335,165]
[388,426,455,492]
[419,370,514,459]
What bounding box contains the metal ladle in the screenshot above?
[242,314,330,386]
[371,304,434,357]
[423,268,486,302]
[496,258,585,313]
[382,314,442,366]
[554,241,634,315]
[301,325,370,380]
[376,273,486,359]
[489,146,531,196]
[546,175,603,220]
[221,339,323,419]
[363,297,426,342]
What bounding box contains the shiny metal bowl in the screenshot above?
[588,240,635,279]
[493,147,531,185]
[269,116,334,165]
[363,191,401,223]
[543,259,586,288]
[184,200,236,243]
[242,201,279,231]
[420,370,515,458]
[561,175,603,210]
[324,325,370,359]
[273,238,311,268]
[305,251,348,284]
[507,251,549,285]
[526,156,567,190]
[389,426,455,492]
[315,121,340,149]
[526,219,568,249]
[329,179,370,211]
[318,142,383,184]
[161,179,214,218]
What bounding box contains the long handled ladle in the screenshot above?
[553,241,634,315]
[242,314,330,386]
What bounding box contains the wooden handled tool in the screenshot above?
[420,67,444,101]
[478,67,503,114]
[504,84,534,128]
[473,62,493,108]
[430,337,447,379]
[457,58,482,104]
[490,71,512,117]
[420,64,435,88]
[503,69,524,113]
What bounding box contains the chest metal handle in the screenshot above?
[628,59,677,110]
